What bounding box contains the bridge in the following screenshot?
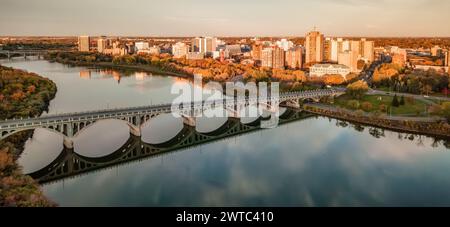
[0,50,49,59]
[0,89,345,150]
[28,110,314,184]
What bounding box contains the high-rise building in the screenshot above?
[360,38,375,62]
[191,37,217,55]
[330,38,343,62]
[445,50,449,67]
[446,51,450,72]
[285,46,303,69]
[172,42,189,58]
[78,36,90,52]
[323,38,332,62]
[261,47,273,68]
[273,46,285,69]
[97,38,107,53]
[205,37,217,54]
[191,37,203,52]
[338,50,358,72]
[431,45,443,57]
[261,46,285,69]
[251,43,263,61]
[305,30,324,64]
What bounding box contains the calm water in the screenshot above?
[2,58,450,207]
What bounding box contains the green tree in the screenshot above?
[346,80,369,100]
[399,95,405,106]
[392,95,400,107]
[441,102,450,122]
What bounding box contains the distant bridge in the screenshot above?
[0,89,345,149]
[28,110,314,184]
[0,50,49,59]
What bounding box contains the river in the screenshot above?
[1,58,450,206]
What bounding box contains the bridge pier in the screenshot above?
[182,115,196,127]
[63,137,74,149]
[129,124,141,137]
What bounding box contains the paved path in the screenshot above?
[305,103,446,123]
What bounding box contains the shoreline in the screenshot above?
[304,104,450,139]
[47,58,192,79]
[0,64,57,207]
[43,58,450,139]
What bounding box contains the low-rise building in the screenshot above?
[310,64,351,78]
[172,42,189,58]
[186,52,205,60]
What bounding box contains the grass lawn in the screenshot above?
[334,94,429,116]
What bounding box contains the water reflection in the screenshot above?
[17,128,63,174]
[3,59,450,206]
[74,119,130,158]
[141,114,184,145]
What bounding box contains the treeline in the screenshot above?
[369,38,450,49]
[47,51,358,92]
[0,65,57,119]
[0,65,56,206]
[1,42,75,51]
[373,63,450,95]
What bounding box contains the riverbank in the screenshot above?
[303,104,450,139]
[0,65,57,207]
[46,57,192,79]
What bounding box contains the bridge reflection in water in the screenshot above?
[28,110,314,184]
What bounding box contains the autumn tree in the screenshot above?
[346,80,369,100]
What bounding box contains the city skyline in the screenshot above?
[1,0,450,37]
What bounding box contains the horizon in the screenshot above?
[1,0,450,37]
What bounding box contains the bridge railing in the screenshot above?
[0,89,343,124]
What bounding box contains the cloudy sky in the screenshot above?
[1,0,449,37]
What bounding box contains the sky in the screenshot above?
[1,0,450,37]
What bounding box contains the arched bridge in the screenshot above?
[0,89,345,149]
[29,110,315,184]
[0,50,49,59]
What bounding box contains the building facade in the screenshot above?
[78,36,90,52]
[305,30,324,64]
[285,46,303,69]
[310,64,351,78]
[172,42,189,58]
[186,52,205,60]
[338,50,359,73]
[97,38,106,53]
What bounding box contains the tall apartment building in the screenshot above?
[191,37,217,55]
[305,30,324,64]
[261,46,285,69]
[330,38,344,62]
[97,37,107,53]
[261,48,273,68]
[251,43,263,61]
[78,36,90,52]
[338,50,358,73]
[446,50,449,67]
[285,46,303,69]
[360,38,375,62]
[172,42,189,58]
[323,38,332,62]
